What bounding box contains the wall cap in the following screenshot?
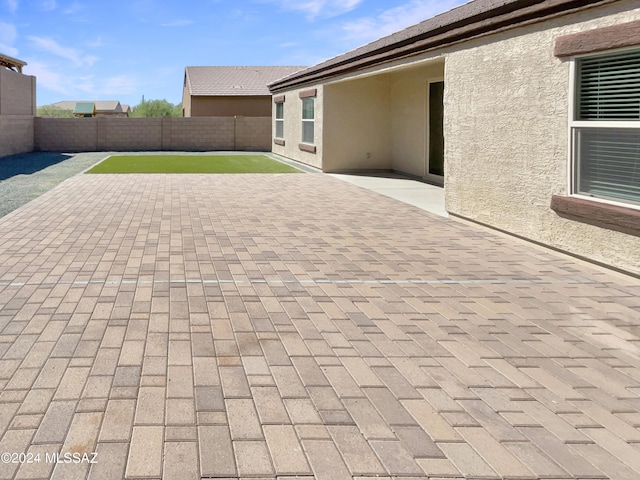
[555,19,640,57]
[551,195,640,236]
[298,143,316,153]
[299,89,317,99]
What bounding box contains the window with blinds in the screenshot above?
[573,49,640,205]
[275,102,284,139]
[301,97,315,144]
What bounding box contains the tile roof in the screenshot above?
[269,0,609,91]
[185,66,306,96]
[53,100,123,112]
[73,102,96,115]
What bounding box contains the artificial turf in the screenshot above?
[85,155,301,174]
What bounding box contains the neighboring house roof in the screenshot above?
[54,100,123,113]
[269,0,612,91]
[185,66,306,96]
[0,52,27,73]
[74,102,96,115]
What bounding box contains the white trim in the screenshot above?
[567,58,575,195]
[572,121,640,129]
[568,47,640,206]
[275,102,284,139]
[301,97,315,145]
[572,194,640,212]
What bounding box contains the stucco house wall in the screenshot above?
[271,85,324,170]
[390,61,444,177]
[270,0,640,276]
[323,75,392,173]
[444,1,640,275]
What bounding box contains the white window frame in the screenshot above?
[568,46,640,210]
[275,101,284,139]
[301,96,315,145]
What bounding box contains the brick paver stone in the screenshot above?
[125,426,164,478]
[87,443,128,480]
[162,441,198,480]
[328,425,386,476]
[0,170,639,480]
[33,401,75,444]
[263,425,311,475]
[302,439,352,480]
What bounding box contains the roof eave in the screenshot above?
[269,0,617,92]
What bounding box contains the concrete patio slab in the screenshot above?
[0,170,639,480]
[330,172,447,218]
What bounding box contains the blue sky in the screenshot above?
[1,0,466,107]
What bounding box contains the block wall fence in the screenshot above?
[31,116,271,153]
[0,116,34,157]
[0,68,36,157]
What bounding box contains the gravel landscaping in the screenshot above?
[0,151,108,218]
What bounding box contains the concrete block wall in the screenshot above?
[0,68,36,116]
[165,117,235,150]
[97,117,163,151]
[0,68,36,157]
[0,116,34,157]
[235,116,271,151]
[34,116,270,152]
[34,118,97,152]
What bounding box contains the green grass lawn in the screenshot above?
[86,155,301,174]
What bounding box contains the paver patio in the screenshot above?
[0,170,639,480]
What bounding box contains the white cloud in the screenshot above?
[62,2,89,22]
[5,0,18,13]
[87,36,105,48]
[25,62,136,101]
[101,75,137,95]
[161,19,194,27]
[24,61,69,94]
[0,22,19,56]
[341,0,466,44]
[268,0,363,20]
[27,36,98,66]
[75,75,95,94]
[41,0,56,11]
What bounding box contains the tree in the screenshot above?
[131,98,182,117]
[37,104,74,117]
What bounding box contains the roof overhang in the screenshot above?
[269,0,619,92]
[0,52,27,73]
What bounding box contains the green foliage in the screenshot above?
[131,98,182,117]
[37,105,74,118]
[85,155,302,174]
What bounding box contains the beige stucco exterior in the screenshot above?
[271,0,640,275]
[444,1,640,275]
[273,56,446,176]
[271,85,324,170]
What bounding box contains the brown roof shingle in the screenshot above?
[185,66,306,96]
[269,0,613,91]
